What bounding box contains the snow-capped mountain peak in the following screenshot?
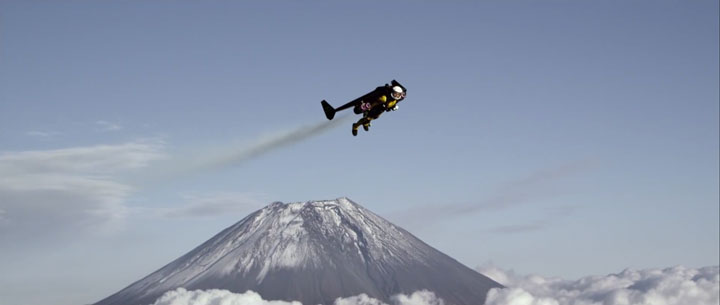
[96,197,501,305]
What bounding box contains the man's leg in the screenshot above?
[364,112,382,131]
[352,118,364,136]
[363,119,371,131]
[354,117,373,136]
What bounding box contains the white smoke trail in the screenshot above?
[133,115,353,184]
[194,115,353,172]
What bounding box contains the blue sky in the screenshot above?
[0,1,718,305]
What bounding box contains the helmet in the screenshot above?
[391,86,406,100]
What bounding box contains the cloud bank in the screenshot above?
[477,264,719,305]
[152,289,444,305]
[0,141,164,243]
[142,264,719,305]
[148,266,720,305]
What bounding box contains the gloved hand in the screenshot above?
[391,105,399,111]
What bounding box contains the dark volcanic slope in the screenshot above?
[96,198,502,305]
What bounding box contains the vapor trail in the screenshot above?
[195,115,353,172]
[136,115,353,184]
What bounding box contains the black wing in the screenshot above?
[321,87,384,120]
[335,89,382,112]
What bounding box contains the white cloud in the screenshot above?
[477,264,720,305]
[485,288,559,305]
[333,294,387,305]
[391,161,591,228]
[95,120,123,131]
[152,289,302,305]
[160,192,266,219]
[390,291,445,305]
[0,141,164,243]
[0,141,163,174]
[152,289,445,305]
[25,130,61,137]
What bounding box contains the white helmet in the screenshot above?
[391,86,405,100]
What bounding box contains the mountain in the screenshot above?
[95,197,502,305]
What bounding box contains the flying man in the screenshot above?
[320,80,407,136]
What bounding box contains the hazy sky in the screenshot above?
[0,1,718,305]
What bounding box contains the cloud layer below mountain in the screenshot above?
[150,264,719,305]
[478,264,719,305]
[151,289,444,305]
